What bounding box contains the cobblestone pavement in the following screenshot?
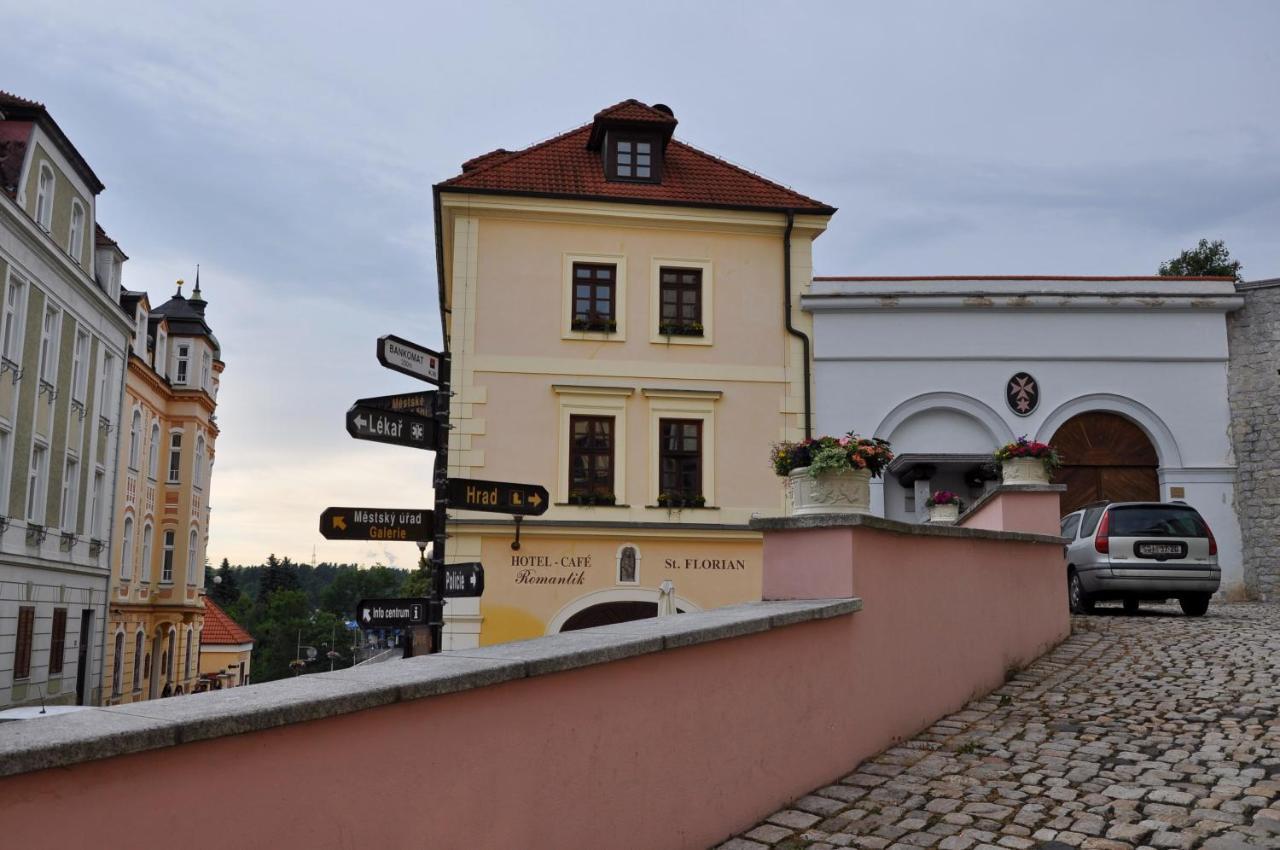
[718,603,1280,850]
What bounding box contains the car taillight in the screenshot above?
[1094,511,1110,554]
[1206,523,1217,556]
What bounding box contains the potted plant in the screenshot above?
[925,490,963,523]
[657,491,706,509]
[567,490,616,506]
[658,321,704,337]
[993,436,1062,485]
[570,317,617,333]
[772,433,894,516]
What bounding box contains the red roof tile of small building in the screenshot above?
[202,599,254,646]
[438,99,835,214]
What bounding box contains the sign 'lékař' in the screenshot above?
[319,507,434,541]
[447,477,549,516]
[346,404,437,451]
[356,597,429,629]
[377,334,442,385]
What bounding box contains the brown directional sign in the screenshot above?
[356,391,436,419]
[447,478,549,516]
[356,597,429,629]
[377,334,442,385]
[319,507,434,541]
[442,562,484,598]
[346,404,437,450]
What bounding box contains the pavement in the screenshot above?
[717,602,1280,850]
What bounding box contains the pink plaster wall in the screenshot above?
[1,528,1069,850]
[959,490,1063,536]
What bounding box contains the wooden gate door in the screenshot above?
[1050,412,1159,514]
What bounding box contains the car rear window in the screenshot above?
[1080,506,1105,537]
[1107,505,1208,537]
[1060,514,1082,539]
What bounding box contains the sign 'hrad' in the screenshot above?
[442,562,485,598]
[356,597,429,629]
[377,334,442,385]
[319,507,434,541]
[446,478,550,516]
[346,404,437,450]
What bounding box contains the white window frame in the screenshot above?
[35,163,54,231]
[38,306,61,386]
[0,428,9,517]
[132,629,144,692]
[60,456,78,530]
[561,253,628,342]
[174,343,189,385]
[201,351,211,390]
[141,522,154,583]
[128,410,142,470]
[68,200,85,262]
[2,272,26,363]
[553,385,632,504]
[155,327,167,377]
[194,434,205,489]
[120,515,134,580]
[183,627,193,681]
[89,468,105,540]
[642,388,720,508]
[98,353,116,423]
[168,431,182,483]
[27,443,48,524]
[162,529,175,582]
[148,422,160,479]
[111,630,124,698]
[187,527,199,585]
[72,330,89,402]
[648,257,714,346]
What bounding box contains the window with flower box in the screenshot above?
[658,268,702,336]
[570,263,617,333]
[568,415,615,504]
[658,419,704,507]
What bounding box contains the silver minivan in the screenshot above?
[1060,501,1220,616]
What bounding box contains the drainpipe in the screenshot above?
[781,210,812,440]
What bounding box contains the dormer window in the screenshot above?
[608,134,660,183]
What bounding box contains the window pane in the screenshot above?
[595,268,612,280]
[636,142,650,153]
[617,165,631,176]
[636,166,650,177]
[617,152,631,164]
[617,141,631,153]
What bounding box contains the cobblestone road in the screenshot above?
[718,603,1280,850]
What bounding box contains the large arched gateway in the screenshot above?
[1050,411,1159,514]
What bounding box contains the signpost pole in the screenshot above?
[429,353,452,653]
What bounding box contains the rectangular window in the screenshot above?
[659,418,703,502]
[49,608,67,675]
[60,457,78,529]
[38,307,60,385]
[659,268,703,335]
[609,135,659,182]
[99,353,116,420]
[1,274,24,362]
[72,330,89,401]
[570,263,616,332]
[0,429,9,509]
[168,432,182,483]
[15,606,35,679]
[568,415,614,502]
[162,530,175,582]
[175,344,189,385]
[201,351,211,389]
[89,470,104,538]
[27,444,47,523]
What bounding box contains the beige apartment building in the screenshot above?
[101,279,222,704]
[433,100,833,647]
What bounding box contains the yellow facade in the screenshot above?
[101,285,222,703]
[436,196,830,647]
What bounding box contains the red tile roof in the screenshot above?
[201,599,254,646]
[438,100,834,214]
[0,89,104,194]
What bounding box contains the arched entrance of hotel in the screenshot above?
[1050,411,1159,514]
[560,601,686,632]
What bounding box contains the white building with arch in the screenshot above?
[804,275,1247,595]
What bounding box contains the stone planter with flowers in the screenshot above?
[993,436,1062,485]
[772,433,894,516]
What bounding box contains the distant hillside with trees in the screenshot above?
[205,555,428,684]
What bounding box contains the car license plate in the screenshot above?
[1135,541,1187,558]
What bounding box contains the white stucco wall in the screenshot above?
[805,277,1246,595]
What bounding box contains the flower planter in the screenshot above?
[788,467,872,516]
[1000,457,1051,485]
[926,502,960,524]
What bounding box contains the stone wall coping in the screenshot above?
[0,599,859,779]
[958,482,1067,524]
[749,508,1065,545]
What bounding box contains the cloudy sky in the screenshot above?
[4,1,1277,566]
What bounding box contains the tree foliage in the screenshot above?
[1159,238,1243,281]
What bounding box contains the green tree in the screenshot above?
[208,557,240,606]
[257,553,300,602]
[1159,238,1243,281]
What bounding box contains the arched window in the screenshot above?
[617,544,639,584]
[111,632,124,697]
[148,423,160,478]
[194,434,205,488]
[120,516,134,580]
[128,410,142,469]
[187,528,199,585]
[132,630,144,691]
[184,627,193,682]
[68,200,85,261]
[140,522,153,582]
[35,164,54,230]
[165,628,175,681]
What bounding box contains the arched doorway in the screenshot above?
[1051,411,1159,514]
[561,601,684,632]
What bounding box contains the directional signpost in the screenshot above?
[319,507,434,541]
[442,562,485,598]
[346,404,437,450]
[356,391,436,419]
[356,597,429,630]
[377,335,442,385]
[446,478,550,516]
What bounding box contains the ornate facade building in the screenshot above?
[101,279,222,703]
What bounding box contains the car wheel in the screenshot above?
[1068,571,1094,614]
[1179,593,1211,617]
[1123,597,1140,615]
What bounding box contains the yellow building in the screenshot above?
[196,598,252,691]
[433,100,833,647]
[102,279,222,703]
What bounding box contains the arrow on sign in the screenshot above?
[332,515,347,531]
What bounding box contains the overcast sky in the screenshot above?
[4,1,1277,567]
